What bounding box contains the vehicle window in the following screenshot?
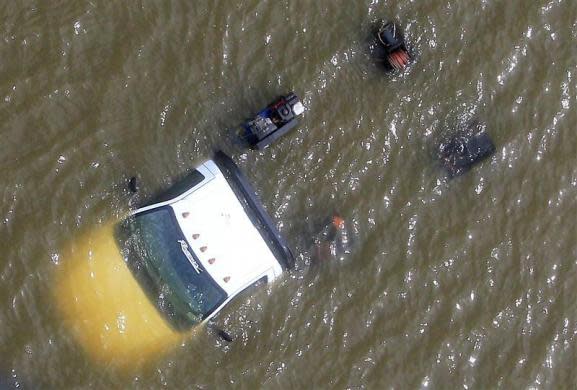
[116,207,226,331]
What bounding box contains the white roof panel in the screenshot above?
[171,165,281,296]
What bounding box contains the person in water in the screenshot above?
[312,215,352,263]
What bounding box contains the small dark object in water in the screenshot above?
[216,328,233,342]
[313,215,352,262]
[241,92,305,150]
[438,122,496,177]
[128,176,139,193]
[208,322,233,342]
[371,21,411,71]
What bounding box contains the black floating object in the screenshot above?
[216,328,233,343]
[241,92,305,150]
[208,323,233,342]
[128,176,139,193]
[438,121,496,177]
[372,21,411,71]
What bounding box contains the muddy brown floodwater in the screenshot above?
[1,0,576,388]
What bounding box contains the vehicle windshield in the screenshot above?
[116,207,227,331]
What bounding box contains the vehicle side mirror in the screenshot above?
[208,322,233,343]
[128,176,139,193]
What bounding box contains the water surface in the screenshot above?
[1,0,576,388]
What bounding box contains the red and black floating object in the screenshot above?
[372,21,412,72]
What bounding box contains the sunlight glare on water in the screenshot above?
[0,0,576,388]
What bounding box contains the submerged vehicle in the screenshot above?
[241,92,305,150]
[438,120,496,177]
[55,152,294,369]
[371,21,411,71]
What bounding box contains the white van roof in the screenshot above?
[170,160,283,296]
